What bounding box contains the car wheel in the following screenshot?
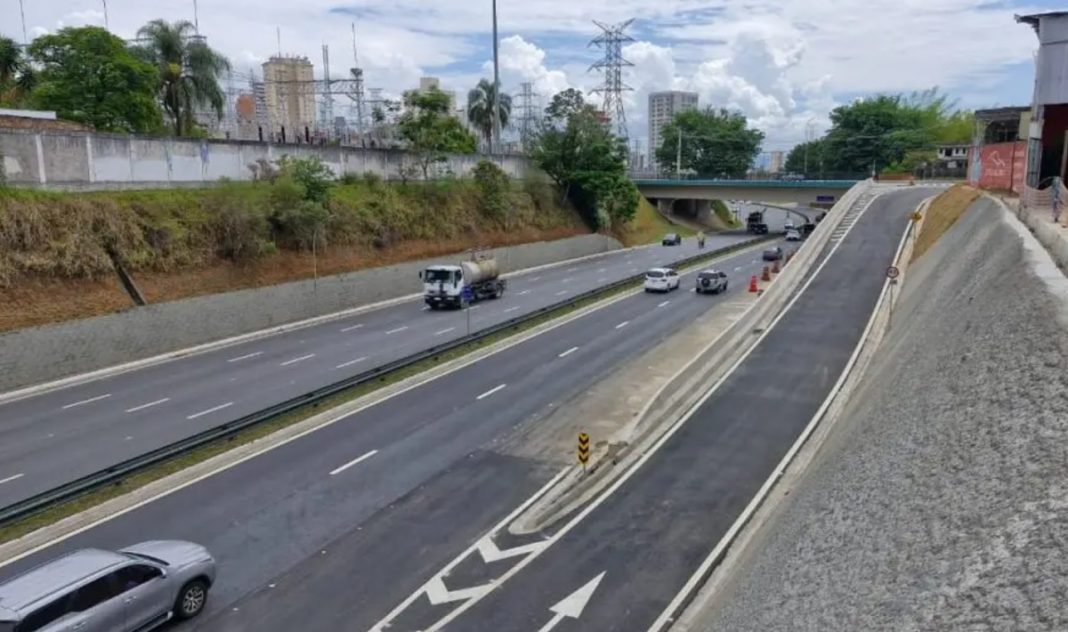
[174,579,210,620]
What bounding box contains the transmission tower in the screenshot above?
[350,23,366,136]
[320,44,335,135]
[516,82,539,150]
[588,19,635,140]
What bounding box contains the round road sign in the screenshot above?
[886,266,900,280]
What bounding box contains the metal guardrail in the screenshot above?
[0,236,774,529]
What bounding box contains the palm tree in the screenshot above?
[467,78,512,149]
[134,20,230,136]
[0,36,34,106]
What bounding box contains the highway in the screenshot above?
[0,232,756,508]
[353,186,934,632]
[0,238,788,629]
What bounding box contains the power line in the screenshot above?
[589,18,635,141]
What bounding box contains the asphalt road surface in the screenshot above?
[0,239,789,630]
[361,186,935,632]
[0,233,756,508]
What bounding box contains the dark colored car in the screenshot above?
[661,233,682,246]
[762,246,784,261]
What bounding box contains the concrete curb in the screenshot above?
[509,180,876,534]
[0,235,640,406]
[666,194,933,632]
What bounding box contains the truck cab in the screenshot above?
[421,265,465,309]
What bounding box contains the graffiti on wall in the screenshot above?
[969,141,1027,192]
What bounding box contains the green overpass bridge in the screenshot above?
[633,178,861,227]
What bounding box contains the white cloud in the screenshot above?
[3,0,1041,153]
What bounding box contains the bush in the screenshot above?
[277,155,335,204]
[472,160,511,223]
[338,172,361,186]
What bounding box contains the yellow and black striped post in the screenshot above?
[578,432,590,471]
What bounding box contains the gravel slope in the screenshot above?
[701,196,1068,632]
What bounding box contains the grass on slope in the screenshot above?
[618,197,696,246]
[0,177,586,331]
[912,184,981,263]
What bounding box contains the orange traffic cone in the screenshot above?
[772,260,781,274]
[748,275,759,293]
[762,266,771,282]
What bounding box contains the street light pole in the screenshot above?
[491,0,501,154]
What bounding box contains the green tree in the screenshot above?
[466,79,512,148]
[398,87,477,179]
[133,19,230,136]
[27,27,162,132]
[655,108,764,178]
[530,89,638,230]
[784,139,827,177]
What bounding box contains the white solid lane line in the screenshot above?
[555,290,568,296]
[187,402,234,420]
[615,321,630,329]
[503,306,520,313]
[386,326,409,334]
[658,301,670,308]
[280,353,316,367]
[517,290,531,296]
[329,449,379,476]
[434,327,456,336]
[341,324,364,332]
[0,473,24,486]
[227,351,263,363]
[558,346,579,358]
[336,357,368,369]
[476,383,507,400]
[125,398,171,414]
[61,394,111,410]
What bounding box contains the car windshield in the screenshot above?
[646,271,665,278]
[424,269,453,282]
[699,272,717,279]
[664,234,677,239]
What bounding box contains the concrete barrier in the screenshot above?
[0,233,621,392]
[0,129,532,189]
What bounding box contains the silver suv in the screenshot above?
[0,541,216,632]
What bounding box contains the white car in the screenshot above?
[786,229,802,241]
[644,268,680,293]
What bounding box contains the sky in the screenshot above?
[3,0,1058,155]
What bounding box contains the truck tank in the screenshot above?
[460,258,500,284]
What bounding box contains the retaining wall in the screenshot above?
[0,233,621,391]
[0,129,531,189]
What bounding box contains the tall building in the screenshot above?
[416,76,458,113]
[769,150,785,174]
[648,91,699,168]
[262,55,316,141]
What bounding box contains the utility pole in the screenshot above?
[491,0,501,154]
[193,0,200,34]
[18,0,28,44]
[351,23,366,136]
[102,0,110,31]
[675,131,682,179]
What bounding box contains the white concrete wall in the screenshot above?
[0,129,532,188]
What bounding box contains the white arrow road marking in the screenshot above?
[475,536,547,563]
[366,468,570,632]
[537,572,607,632]
[425,577,494,605]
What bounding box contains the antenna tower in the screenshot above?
[350,23,367,135]
[588,19,635,140]
[321,44,335,133]
[516,82,539,150]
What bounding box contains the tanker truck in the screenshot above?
[420,254,506,309]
